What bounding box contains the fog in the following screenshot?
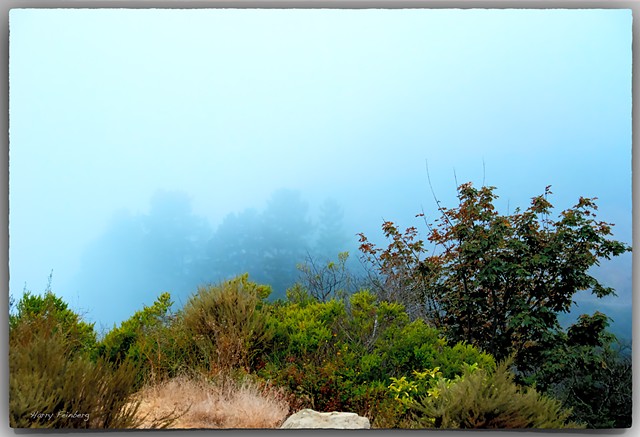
[9,9,632,337]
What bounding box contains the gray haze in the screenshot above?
[9,9,632,338]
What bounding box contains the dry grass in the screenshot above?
[133,373,290,429]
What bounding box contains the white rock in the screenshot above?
[280,409,370,429]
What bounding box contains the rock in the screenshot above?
[280,409,370,429]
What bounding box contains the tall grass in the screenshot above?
[133,373,290,428]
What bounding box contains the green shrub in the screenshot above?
[181,274,272,373]
[343,290,408,357]
[266,292,344,365]
[375,317,495,380]
[259,288,497,420]
[98,292,175,384]
[258,292,346,410]
[10,290,97,357]
[410,360,582,429]
[9,304,141,429]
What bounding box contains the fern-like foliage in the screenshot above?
[412,359,583,429]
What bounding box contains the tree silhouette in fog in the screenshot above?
[142,190,212,289]
[208,189,313,298]
[314,197,350,260]
[71,188,354,325]
[69,190,212,327]
[207,208,264,281]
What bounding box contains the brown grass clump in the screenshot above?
[133,374,290,429]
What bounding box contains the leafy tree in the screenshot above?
[71,209,148,319]
[296,252,360,302]
[260,189,314,293]
[141,190,213,291]
[208,208,264,280]
[358,183,631,372]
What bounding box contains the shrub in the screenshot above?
[181,274,272,373]
[259,293,346,410]
[375,317,495,380]
[259,288,496,419]
[10,290,97,357]
[266,292,345,364]
[409,360,582,429]
[98,292,176,385]
[9,305,141,429]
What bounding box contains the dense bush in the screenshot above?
[10,290,97,357]
[374,318,495,381]
[406,360,582,429]
[98,292,177,385]
[181,274,273,374]
[526,312,632,428]
[258,288,495,419]
[9,291,142,429]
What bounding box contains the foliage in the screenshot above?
[259,288,494,418]
[358,182,631,373]
[526,312,632,428]
[406,360,582,429]
[260,289,347,411]
[374,318,495,381]
[388,366,447,408]
[9,298,142,429]
[98,292,176,384]
[12,180,631,429]
[358,219,430,320]
[10,289,97,358]
[296,251,359,302]
[181,274,273,374]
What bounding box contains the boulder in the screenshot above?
[280,409,370,429]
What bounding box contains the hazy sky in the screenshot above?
[9,9,632,325]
